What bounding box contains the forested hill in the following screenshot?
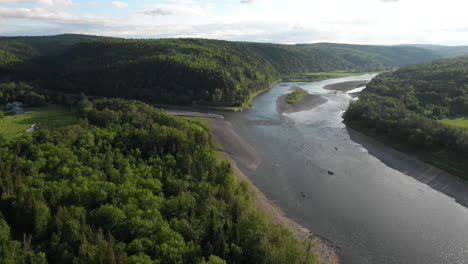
[2,35,441,107]
[305,43,441,69]
[344,56,468,178]
[0,49,20,66]
[0,34,114,60]
[400,44,468,58]
[359,56,468,119]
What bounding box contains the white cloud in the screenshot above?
[240,0,270,4]
[111,1,127,8]
[1,0,468,46]
[36,0,74,8]
[142,3,208,17]
[0,0,29,4]
[0,6,104,24]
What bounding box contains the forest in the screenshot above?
[0,87,318,263]
[0,34,114,60]
[0,50,20,66]
[344,56,468,178]
[0,34,443,107]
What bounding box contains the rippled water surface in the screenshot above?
[224,75,468,264]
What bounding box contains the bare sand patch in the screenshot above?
[210,119,262,171]
[276,89,328,114]
[323,81,368,92]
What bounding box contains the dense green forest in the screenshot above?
[0,34,443,107]
[0,34,113,60]
[0,90,318,263]
[355,56,468,119]
[301,43,439,70]
[344,56,468,178]
[0,50,20,66]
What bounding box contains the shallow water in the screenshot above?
[224,74,468,264]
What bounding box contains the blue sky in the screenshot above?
[1,0,468,45]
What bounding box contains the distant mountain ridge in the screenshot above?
[0,34,115,60]
[0,34,462,107]
[399,44,468,58]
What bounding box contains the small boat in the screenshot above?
[327,170,335,175]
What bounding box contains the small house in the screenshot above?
[5,103,14,110]
[11,106,25,115]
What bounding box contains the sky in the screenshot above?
[1,0,468,45]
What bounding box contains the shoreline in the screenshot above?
[210,119,340,264]
[347,126,468,208]
[164,110,224,120]
[155,79,282,112]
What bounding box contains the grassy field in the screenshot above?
[282,71,370,82]
[180,116,222,150]
[286,90,308,104]
[0,105,79,139]
[180,116,212,131]
[439,117,468,129]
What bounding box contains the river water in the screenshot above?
[223,74,468,264]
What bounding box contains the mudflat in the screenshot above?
[323,80,368,92]
[209,119,262,171]
[164,110,224,119]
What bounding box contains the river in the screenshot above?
[220,74,468,264]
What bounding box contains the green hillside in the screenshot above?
[400,44,468,58]
[0,49,20,65]
[0,34,114,60]
[14,39,280,107]
[2,35,441,107]
[308,43,441,70]
[363,56,468,119]
[241,42,353,74]
[344,56,468,178]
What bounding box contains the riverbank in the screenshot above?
[323,80,369,92]
[347,126,468,207]
[276,88,327,114]
[155,79,282,112]
[241,79,282,109]
[210,119,340,264]
[210,119,262,171]
[281,71,372,82]
[164,110,224,119]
